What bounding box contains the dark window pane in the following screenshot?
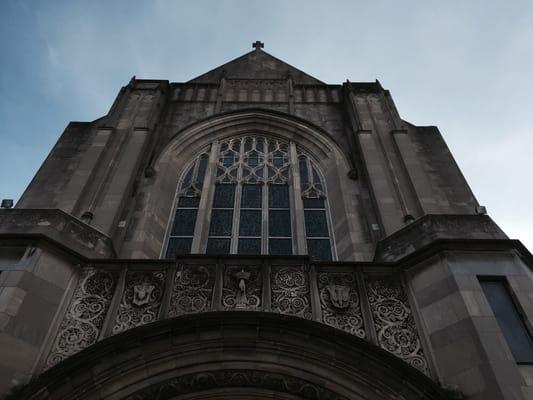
[304,210,329,237]
[178,196,200,208]
[196,156,208,186]
[480,280,533,362]
[269,239,292,255]
[269,210,291,237]
[269,185,289,208]
[238,238,261,254]
[299,158,309,184]
[206,238,231,254]
[239,210,261,236]
[209,210,233,236]
[213,184,235,208]
[241,185,262,208]
[181,166,194,189]
[171,209,198,236]
[303,198,325,209]
[166,238,193,258]
[307,239,332,261]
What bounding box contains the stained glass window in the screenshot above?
[165,136,335,260]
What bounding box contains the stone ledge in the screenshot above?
[374,214,507,262]
[0,209,115,259]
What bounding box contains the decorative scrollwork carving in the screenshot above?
[271,266,312,319]
[169,265,215,316]
[366,277,430,375]
[125,369,347,400]
[222,265,262,310]
[45,269,117,369]
[317,272,365,338]
[112,270,166,335]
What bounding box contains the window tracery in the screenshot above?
[165,135,335,260]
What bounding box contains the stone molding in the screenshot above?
[21,312,450,400]
[0,209,116,259]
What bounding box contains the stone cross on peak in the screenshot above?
[252,40,264,50]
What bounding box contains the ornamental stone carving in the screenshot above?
[366,277,430,375]
[125,369,347,400]
[222,265,262,310]
[45,269,117,369]
[169,264,215,316]
[271,265,312,319]
[112,271,166,334]
[318,272,365,338]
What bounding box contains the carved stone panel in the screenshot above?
[125,369,347,400]
[317,272,365,338]
[271,266,312,319]
[168,264,215,316]
[366,277,430,375]
[222,265,262,310]
[45,269,117,369]
[112,270,166,334]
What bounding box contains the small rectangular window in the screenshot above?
[171,209,198,236]
[304,210,329,237]
[209,210,234,236]
[480,279,533,363]
[269,185,290,208]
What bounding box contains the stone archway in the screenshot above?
[20,312,448,400]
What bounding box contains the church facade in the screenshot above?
[1,44,533,399]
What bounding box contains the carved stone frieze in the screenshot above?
[222,265,262,310]
[271,266,312,319]
[45,269,117,369]
[366,277,430,375]
[168,265,215,316]
[317,272,365,338]
[112,270,166,334]
[125,369,347,400]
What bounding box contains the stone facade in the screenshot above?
[0,46,532,399]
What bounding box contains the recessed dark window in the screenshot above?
[206,238,231,254]
[307,239,332,261]
[213,184,236,208]
[480,279,533,363]
[241,185,262,208]
[166,238,193,258]
[269,238,292,255]
[171,209,198,236]
[209,210,234,236]
[239,210,262,236]
[304,210,329,237]
[238,238,262,254]
[269,184,289,208]
[269,210,291,237]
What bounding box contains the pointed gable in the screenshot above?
[189,49,324,84]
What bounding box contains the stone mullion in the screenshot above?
[230,138,245,254]
[309,262,322,322]
[213,260,224,310]
[356,267,378,344]
[100,264,126,340]
[159,263,177,318]
[192,141,219,253]
[290,142,307,255]
[262,259,271,312]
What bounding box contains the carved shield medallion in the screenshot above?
[133,283,155,307]
[326,285,351,309]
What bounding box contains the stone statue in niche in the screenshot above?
[132,282,156,307]
[234,269,251,309]
[326,284,351,310]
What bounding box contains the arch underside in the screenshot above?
[26,312,448,400]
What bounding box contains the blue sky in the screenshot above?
[1,0,532,250]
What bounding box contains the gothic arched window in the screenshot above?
[164,135,334,260]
